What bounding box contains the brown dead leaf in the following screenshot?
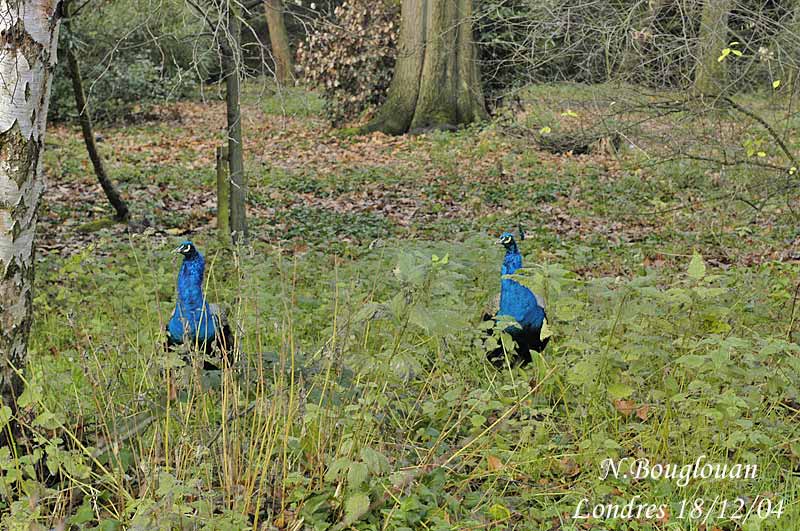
[487,455,503,472]
[167,373,178,402]
[635,404,650,421]
[558,457,580,477]
[613,399,636,416]
[659,506,670,525]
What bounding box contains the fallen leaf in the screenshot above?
[613,399,636,416]
[487,455,503,472]
[558,457,580,477]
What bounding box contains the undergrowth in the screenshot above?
[2,234,799,530]
[9,81,800,530]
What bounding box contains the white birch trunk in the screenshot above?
[0,0,60,414]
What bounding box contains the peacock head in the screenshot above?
[174,240,199,259]
[497,232,517,250]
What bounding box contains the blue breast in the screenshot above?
[498,247,545,330]
[167,252,217,344]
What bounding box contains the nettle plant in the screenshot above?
[297,0,399,125]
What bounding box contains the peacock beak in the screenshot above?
[173,245,185,254]
[495,238,504,245]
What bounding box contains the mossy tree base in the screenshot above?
[362,0,488,136]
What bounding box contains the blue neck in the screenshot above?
[501,244,522,276]
[178,252,206,311]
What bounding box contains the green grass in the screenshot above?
[5,82,800,530]
[255,85,326,118]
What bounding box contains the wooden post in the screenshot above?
[216,145,231,241]
[223,1,248,244]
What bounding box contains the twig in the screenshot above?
[787,280,800,341]
[91,414,156,458]
[722,96,798,168]
[206,400,258,447]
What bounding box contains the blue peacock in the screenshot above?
[483,231,549,367]
[166,241,232,363]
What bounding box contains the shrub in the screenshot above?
[48,0,209,124]
[49,52,191,124]
[296,0,399,125]
[474,0,538,107]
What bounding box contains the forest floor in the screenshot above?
[14,83,800,530]
[41,83,800,272]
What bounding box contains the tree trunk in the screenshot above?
[693,0,733,95]
[64,17,130,222]
[221,2,247,243]
[363,0,487,135]
[263,0,294,84]
[0,0,61,427]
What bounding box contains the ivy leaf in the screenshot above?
[687,252,706,280]
[344,492,370,525]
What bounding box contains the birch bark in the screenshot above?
[0,0,61,417]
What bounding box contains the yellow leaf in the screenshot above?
[773,80,781,89]
[688,252,706,279]
[757,151,766,157]
[539,126,551,135]
[540,318,553,340]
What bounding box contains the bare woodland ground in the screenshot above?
[39,84,800,275]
